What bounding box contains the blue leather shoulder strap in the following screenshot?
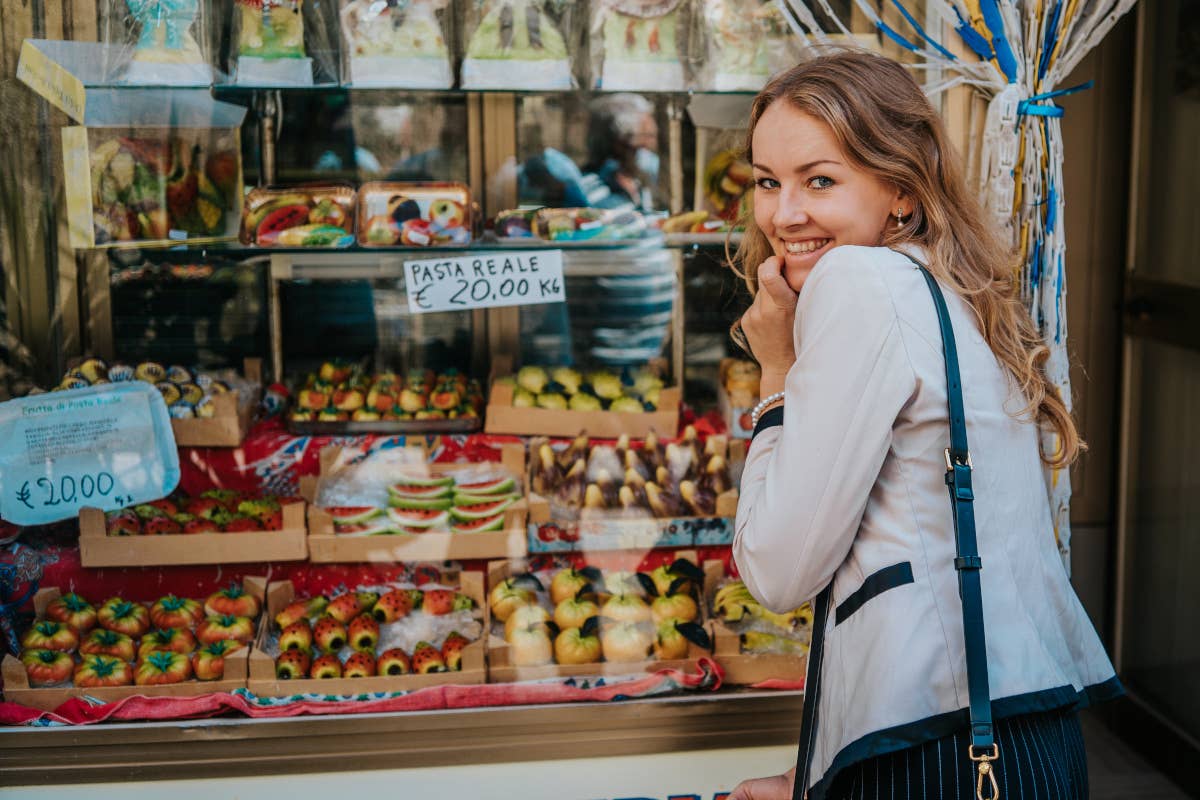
[913,261,996,754]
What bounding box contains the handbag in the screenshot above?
[790,257,1000,800]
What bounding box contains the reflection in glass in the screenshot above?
[516,93,668,213]
[259,90,469,185]
[280,278,474,381]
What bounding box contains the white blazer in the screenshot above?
[733,245,1120,799]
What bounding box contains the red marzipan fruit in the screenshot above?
[372,589,414,623]
[185,497,225,519]
[257,510,282,530]
[421,589,454,616]
[80,628,135,662]
[441,632,469,671]
[143,516,182,535]
[377,648,410,675]
[275,649,310,680]
[310,653,342,679]
[348,614,379,652]
[222,516,263,533]
[146,498,178,516]
[183,518,220,534]
[312,616,347,653]
[343,651,376,678]
[410,642,446,674]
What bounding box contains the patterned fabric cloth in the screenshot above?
[824,707,1088,800]
[0,658,723,726]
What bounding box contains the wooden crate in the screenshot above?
[485,553,710,683]
[703,560,808,685]
[301,442,528,563]
[170,358,263,448]
[246,573,487,696]
[2,578,264,711]
[484,382,681,439]
[78,500,307,567]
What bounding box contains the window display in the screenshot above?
[0,0,825,779]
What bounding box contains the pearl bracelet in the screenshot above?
[750,391,786,429]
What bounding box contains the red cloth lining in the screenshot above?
[0,658,723,726]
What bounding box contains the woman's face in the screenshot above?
[751,101,904,293]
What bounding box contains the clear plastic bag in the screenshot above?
[460,0,579,90]
[697,0,803,91]
[104,0,213,85]
[340,0,455,88]
[227,0,342,85]
[590,0,694,91]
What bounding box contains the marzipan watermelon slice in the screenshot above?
[394,474,454,488]
[326,506,382,525]
[386,508,450,529]
[453,491,518,506]
[388,495,454,511]
[451,512,506,533]
[451,497,515,521]
[388,482,453,500]
[455,477,516,495]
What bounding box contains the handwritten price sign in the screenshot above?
[405,250,566,314]
[0,383,180,526]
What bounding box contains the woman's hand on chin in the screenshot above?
[741,255,798,390]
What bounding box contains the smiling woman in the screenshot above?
[726,50,1120,800]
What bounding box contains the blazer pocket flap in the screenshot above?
[835,561,915,625]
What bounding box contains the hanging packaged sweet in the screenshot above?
[700,0,799,91]
[340,0,454,88]
[460,0,576,90]
[591,0,689,91]
[120,0,212,85]
[231,0,318,86]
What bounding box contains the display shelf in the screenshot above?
[0,690,803,784]
[219,85,762,98]
[109,234,739,262]
[263,242,680,281]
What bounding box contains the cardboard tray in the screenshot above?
[78,501,308,568]
[247,573,487,696]
[286,415,482,437]
[171,359,263,448]
[525,438,743,553]
[484,382,681,439]
[2,578,264,711]
[702,560,808,685]
[300,443,529,563]
[484,554,710,683]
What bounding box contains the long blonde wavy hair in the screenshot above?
[729,50,1082,468]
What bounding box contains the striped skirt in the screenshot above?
[823,708,1088,800]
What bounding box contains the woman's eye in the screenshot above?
[754,177,779,190]
[808,175,835,190]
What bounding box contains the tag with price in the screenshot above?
[0,383,180,526]
[405,250,566,314]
